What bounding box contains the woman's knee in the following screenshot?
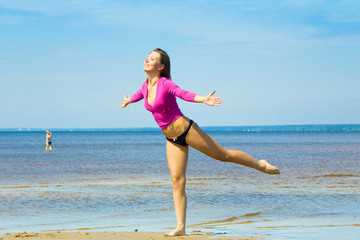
[211,149,232,162]
[171,175,186,191]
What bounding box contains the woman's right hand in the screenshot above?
[121,94,131,108]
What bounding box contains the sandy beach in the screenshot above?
[0,231,269,240]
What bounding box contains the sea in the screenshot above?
[0,125,359,240]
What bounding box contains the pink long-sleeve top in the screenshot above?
[130,77,197,130]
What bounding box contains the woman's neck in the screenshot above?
[147,75,160,86]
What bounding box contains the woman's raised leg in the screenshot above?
[164,140,189,236]
[186,122,280,174]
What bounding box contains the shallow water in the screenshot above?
[0,131,359,239]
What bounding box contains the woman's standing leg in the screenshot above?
[165,140,189,236]
[186,122,280,174]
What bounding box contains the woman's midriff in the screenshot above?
[162,116,190,139]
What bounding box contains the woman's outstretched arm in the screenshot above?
[194,90,222,106]
[122,83,146,108]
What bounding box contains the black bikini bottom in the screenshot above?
[166,120,194,146]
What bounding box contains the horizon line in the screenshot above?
[1,124,360,132]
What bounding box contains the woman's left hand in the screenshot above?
[204,90,222,106]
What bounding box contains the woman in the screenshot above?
[121,48,280,236]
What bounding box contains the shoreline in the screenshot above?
[0,231,269,240]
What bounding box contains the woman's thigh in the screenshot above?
[186,122,228,161]
[166,140,189,179]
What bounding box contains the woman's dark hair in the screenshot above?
[152,48,171,79]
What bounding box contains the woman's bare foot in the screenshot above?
[259,160,280,174]
[164,227,186,237]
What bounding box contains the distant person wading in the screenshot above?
[45,130,52,151]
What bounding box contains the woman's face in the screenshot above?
[144,51,163,74]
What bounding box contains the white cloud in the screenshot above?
[1,0,359,55]
[0,0,99,15]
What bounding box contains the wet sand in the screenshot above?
[0,231,269,240]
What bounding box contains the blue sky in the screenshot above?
[1,0,359,128]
